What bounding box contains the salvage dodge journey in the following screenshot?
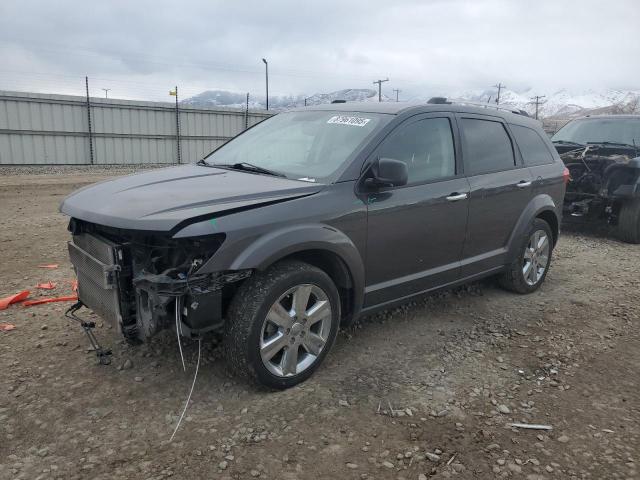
[61,99,566,388]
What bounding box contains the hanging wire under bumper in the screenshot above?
[65,301,112,365]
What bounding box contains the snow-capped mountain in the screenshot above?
[303,88,390,105]
[454,88,640,118]
[182,88,389,110]
[180,90,296,109]
[183,87,640,118]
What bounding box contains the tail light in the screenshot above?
[562,167,571,185]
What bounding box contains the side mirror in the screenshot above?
[365,157,408,188]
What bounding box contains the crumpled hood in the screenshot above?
[60,165,323,231]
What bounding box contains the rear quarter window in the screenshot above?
[511,124,555,166]
[461,118,515,175]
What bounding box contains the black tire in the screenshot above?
[224,260,341,389]
[499,218,554,294]
[615,199,640,244]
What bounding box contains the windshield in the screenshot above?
[552,117,640,146]
[201,111,388,182]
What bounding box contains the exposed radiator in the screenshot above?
[68,233,124,329]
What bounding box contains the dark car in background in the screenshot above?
[551,115,640,243]
[61,100,566,388]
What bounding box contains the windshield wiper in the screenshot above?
[210,162,286,178]
[552,140,585,147]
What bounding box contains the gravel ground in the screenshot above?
[0,169,638,480]
[0,164,166,176]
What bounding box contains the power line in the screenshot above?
[393,88,401,102]
[101,88,110,98]
[373,78,389,102]
[3,40,465,89]
[5,40,386,83]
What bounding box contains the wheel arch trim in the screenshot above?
[507,194,559,261]
[207,223,366,321]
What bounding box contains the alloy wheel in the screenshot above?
[523,229,550,286]
[259,284,332,377]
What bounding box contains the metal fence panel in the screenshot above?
[0,90,272,165]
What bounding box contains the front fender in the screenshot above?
[199,223,366,318]
[506,194,559,261]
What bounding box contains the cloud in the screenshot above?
[0,0,638,100]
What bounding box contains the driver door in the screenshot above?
[362,114,470,307]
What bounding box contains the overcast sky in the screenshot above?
[1,0,639,101]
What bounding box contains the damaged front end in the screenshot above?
[66,218,250,344]
[560,145,640,222]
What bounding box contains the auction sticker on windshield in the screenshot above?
[327,115,371,127]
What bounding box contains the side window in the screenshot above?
[461,118,515,175]
[510,124,555,166]
[378,118,455,184]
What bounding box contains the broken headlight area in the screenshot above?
[132,268,251,340]
[67,219,251,343]
[560,146,640,219]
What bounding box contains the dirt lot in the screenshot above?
[1,169,638,480]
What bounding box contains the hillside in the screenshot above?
[181,88,389,110]
[455,88,640,119]
[182,87,640,119]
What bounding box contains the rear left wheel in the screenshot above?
[224,260,340,389]
[499,218,553,294]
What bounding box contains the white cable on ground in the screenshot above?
[169,336,201,442]
[175,298,186,372]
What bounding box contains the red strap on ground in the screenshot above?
[36,282,57,290]
[38,264,59,269]
[0,323,16,331]
[0,290,30,310]
[22,295,78,307]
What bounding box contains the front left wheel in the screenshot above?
[224,260,340,389]
[615,199,640,244]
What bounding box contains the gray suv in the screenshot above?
[61,100,566,388]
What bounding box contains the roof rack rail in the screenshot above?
[427,97,527,116]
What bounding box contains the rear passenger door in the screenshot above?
[458,115,534,277]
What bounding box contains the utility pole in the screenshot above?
[493,83,506,104]
[262,58,269,110]
[170,86,181,164]
[393,89,401,102]
[101,88,110,98]
[529,95,547,120]
[85,76,94,165]
[373,78,389,102]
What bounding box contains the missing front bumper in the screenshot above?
[68,230,251,343]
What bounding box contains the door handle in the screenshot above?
[516,181,532,188]
[446,192,468,202]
